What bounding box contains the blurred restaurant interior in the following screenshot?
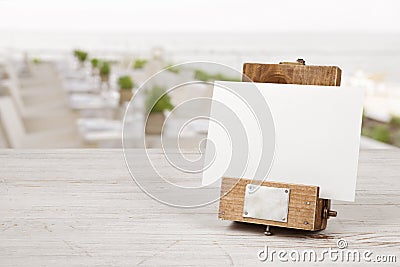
[1,0,400,149]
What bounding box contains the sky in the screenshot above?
[0,0,399,33]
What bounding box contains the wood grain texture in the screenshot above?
[242,63,342,86]
[0,149,399,266]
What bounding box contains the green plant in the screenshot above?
[73,49,88,63]
[389,115,400,127]
[371,125,391,143]
[32,58,41,64]
[165,64,180,74]
[117,75,134,90]
[99,62,110,77]
[145,86,174,113]
[91,58,99,69]
[194,69,240,82]
[133,59,148,69]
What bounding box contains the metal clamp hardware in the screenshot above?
[279,58,306,65]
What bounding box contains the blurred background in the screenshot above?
[0,0,399,149]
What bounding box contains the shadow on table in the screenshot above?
[229,221,336,239]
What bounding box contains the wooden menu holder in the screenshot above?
[218,59,341,233]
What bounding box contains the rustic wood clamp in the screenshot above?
[218,59,340,234]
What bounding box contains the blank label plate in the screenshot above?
[242,184,290,222]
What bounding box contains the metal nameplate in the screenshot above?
[242,184,290,222]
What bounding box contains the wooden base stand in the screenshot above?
[219,177,336,231]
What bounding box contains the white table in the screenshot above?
[0,149,399,266]
[69,93,119,110]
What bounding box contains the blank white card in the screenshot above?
[203,81,364,201]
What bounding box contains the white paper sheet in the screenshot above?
[203,81,364,201]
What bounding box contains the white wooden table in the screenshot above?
[0,149,399,266]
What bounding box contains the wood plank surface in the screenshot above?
[0,149,399,266]
[243,63,342,86]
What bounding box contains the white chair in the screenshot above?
[0,97,81,148]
